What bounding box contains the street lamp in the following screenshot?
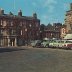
[40,31,42,40]
[29,24,32,43]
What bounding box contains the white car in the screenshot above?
[61,40,72,49]
[49,40,72,49]
[49,40,61,48]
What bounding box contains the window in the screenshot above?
[10,29,16,35]
[3,20,7,26]
[37,32,39,36]
[23,21,26,25]
[20,22,22,26]
[11,21,13,26]
[25,28,27,32]
[29,24,32,27]
[21,30,22,35]
[1,20,3,25]
[66,41,72,43]
[0,30,3,34]
[0,20,7,26]
[35,22,39,27]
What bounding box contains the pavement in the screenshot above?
[0,47,72,72]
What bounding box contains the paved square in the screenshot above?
[0,47,72,72]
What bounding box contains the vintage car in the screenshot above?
[49,40,72,49]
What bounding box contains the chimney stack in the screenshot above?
[18,10,22,16]
[33,13,37,19]
[0,8,4,15]
[70,3,72,10]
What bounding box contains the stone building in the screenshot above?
[64,3,72,33]
[0,9,40,46]
[60,25,66,39]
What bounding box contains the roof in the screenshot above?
[0,14,40,21]
[64,34,72,39]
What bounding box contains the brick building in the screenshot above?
[0,9,40,46]
[40,23,62,39]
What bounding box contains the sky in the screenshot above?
[0,0,72,25]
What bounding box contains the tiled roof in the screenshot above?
[0,14,40,21]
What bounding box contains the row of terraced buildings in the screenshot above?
[0,3,72,46]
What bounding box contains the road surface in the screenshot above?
[0,47,72,72]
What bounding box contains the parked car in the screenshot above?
[35,40,42,47]
[61,40,72,49]
[31,40,42,47]
[49,40,72,49]
[41,40,50,48]
[49,40,59,48]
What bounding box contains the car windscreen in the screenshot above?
[65,41,72,43]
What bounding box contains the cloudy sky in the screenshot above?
[0,0,72,25]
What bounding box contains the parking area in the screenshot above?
[30,39,72,50]
[0,47,72,72]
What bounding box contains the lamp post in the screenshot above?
[40,31,42,40]
[29,24,32,43]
